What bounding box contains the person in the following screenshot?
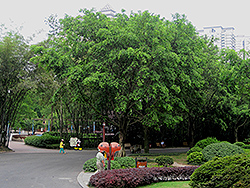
[96,149,105,172]
[161,140,166,148]
[59,139,66,154]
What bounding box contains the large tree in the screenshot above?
[31,10,219,154]
[0,31,33,147]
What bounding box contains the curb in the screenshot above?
[77,171,94,188]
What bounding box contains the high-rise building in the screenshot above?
[235,35,250,52]
[197,26,236,50]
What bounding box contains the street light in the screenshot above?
[103,122,105,142]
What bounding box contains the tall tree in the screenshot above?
[0,31,33,147]
[219,49,250,142]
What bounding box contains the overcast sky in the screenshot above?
[1,0,249,44]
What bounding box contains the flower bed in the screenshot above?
[89,166,198,188]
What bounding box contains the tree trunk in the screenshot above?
[144,125,149,153]
[118,131,126,157]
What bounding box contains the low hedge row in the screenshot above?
[89,166,199,188]
[24,135,61,148]
[83,157,136,172]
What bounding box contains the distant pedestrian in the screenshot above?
[96,149,105,172]
[59,139,66,154]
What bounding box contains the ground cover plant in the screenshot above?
[89,166,198,188]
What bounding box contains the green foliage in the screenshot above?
[83,158,97,172]
[190,154,250,188]
[243,138,250,144]
[234,141,245,147]
[155,156,174,166]
[114,157,135,168]
[202,142,245,161]
[194,137,220,149]
[187,152,204,165]
[105,160,122,170]
[83,157,133,172]
[187,146,202,155]
[24,135,60,148]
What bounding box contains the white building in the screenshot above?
[235,35,250,52]
[100,4,116,18]
[197,26,236,50]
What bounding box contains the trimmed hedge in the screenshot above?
[202,142,244,161]
[155,156,173,166]
[89,166,199,188]
[24,135,61,148]
[187,146,202,156]
[194,137,220,149]
[83,157,135,172]
[187,152,204,165]
[190,154,250,187]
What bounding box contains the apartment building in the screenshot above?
[197,26,236,50]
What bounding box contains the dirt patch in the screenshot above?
[0,145,13,153]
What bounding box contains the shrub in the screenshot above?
[105,160,122,170]
[83,157,134,172]
[83,158,97,172]
[187,147,202,156]
[24,135,61,148]
[155,156,173,166]
[89,166,199,188]
[194,137,220,149]
[114,157,135,168]
[243,138,250,144]
[187,152,204,165]
[190,154,250,188]
[202,142,244,161]
[234,141,245,147]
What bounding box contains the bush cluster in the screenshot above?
[89,166,198,188]
[194,137,220,149]
[202,142,244,161]
[83,157,135,172]
[155,156,173,166]
[24,135,60,148]
[187,146,202,156]
[234,141,250,149]
[190,154,250,187]
[187,152,205,165]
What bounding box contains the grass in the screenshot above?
[138,181,190,188]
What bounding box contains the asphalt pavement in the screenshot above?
[4,141,189,188]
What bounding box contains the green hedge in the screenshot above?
[24,135,61,148]
[194,137,220,149]
[155,156,173,166]
[83,157,135,172]
[190,154,250,187]
[202,142,244,161]
[187,152,205,165]
[187,146,202,156]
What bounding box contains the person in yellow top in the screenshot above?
[59,139,66,154]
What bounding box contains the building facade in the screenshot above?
[197,26,236,50]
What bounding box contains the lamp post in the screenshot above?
[103,122,105,142]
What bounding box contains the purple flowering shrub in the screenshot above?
[88,166,198,188]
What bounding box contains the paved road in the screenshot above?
[0,141,189,188]
[0,141,96,188]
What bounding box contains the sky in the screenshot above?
[1,0,250,44]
